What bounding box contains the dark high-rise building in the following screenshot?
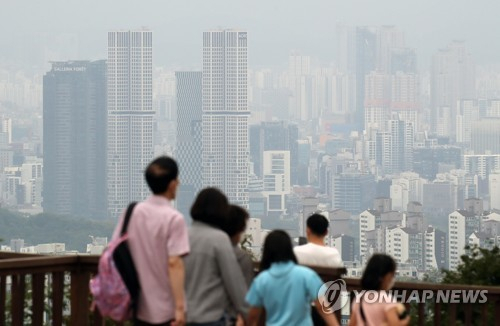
[43,61,107,218]
[338,25,408,130]
[332,234,356,262]
[249,121,298,183]
[332,172,376,214]
[175,71,202,220]
[297,139,311,185]
[391,48,417,74]
[413,146,462,180]
[355,27,378,129]
[431,41,475,135]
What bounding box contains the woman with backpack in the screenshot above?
[245,230,339,326]
[349,254,410,326]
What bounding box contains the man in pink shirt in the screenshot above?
[112,156,190,326]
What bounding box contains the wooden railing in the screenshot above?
[2,252,500,325]
[0,252,103,326]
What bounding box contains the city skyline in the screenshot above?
[1,12,500,275]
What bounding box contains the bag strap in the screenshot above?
[120,202,138,236]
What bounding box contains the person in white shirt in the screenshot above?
[294,213,344,326]
[294,213,343,268]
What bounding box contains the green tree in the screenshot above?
[439,245,500,325]
[411,245,500,325]
[422,268,443,283]
[442,245,500,286]
[0,208,115,251]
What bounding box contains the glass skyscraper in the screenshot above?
[43,60,107,218]
[176,71,202,219]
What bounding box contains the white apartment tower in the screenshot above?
[107,30,154,218]
[262,151,291,214]
[202,30,249,207]
[490,174,500,211]
[448,210,482,270]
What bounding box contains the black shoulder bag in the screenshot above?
[113,202,141,316]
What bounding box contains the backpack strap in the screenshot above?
[120,202,138,236]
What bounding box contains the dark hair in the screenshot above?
[144,156,179,194]
[361,254,397,291]
[260,230,297,271]
[225,205,249,237]
[190,187,229,229]
[307,213,329,236]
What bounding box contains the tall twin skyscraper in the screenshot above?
[177,30,250,215]
[106,30,154,218]
[201,30,249,207]
[43,29,249,218]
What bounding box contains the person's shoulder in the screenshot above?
[320,245,341,256]
[136,200,183,219]
[159,202,183,218]
[191,222,228,241]
[167,207,185,222]
[293,243,312,254]
[292,264,317,276]
[323,245,340,253]
[157,206,186,229]
[253,269,270,283]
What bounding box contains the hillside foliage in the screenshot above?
[0,208,115,252]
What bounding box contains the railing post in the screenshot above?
[11,274,25,326]
[70,261,90,326]
[52,272,64,326]
[464,304,472,325]
[449,303,457,325]
[417,292,425,326]
[481,302,488,326]
[495,299,500,325]
[0,276,5,326]
[32,273,45,326]
[433,301,441,326]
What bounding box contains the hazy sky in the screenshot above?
[1,0,499,70]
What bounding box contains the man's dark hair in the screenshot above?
[260,230,297,271]
[144,156,179,194]
[361,254,397,291]
[224,205,249,238]
[190,187,229,229]
[307,213,329,236]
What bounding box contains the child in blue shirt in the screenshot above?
[245,230,339,326]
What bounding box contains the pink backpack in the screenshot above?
[90,203,140,322]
